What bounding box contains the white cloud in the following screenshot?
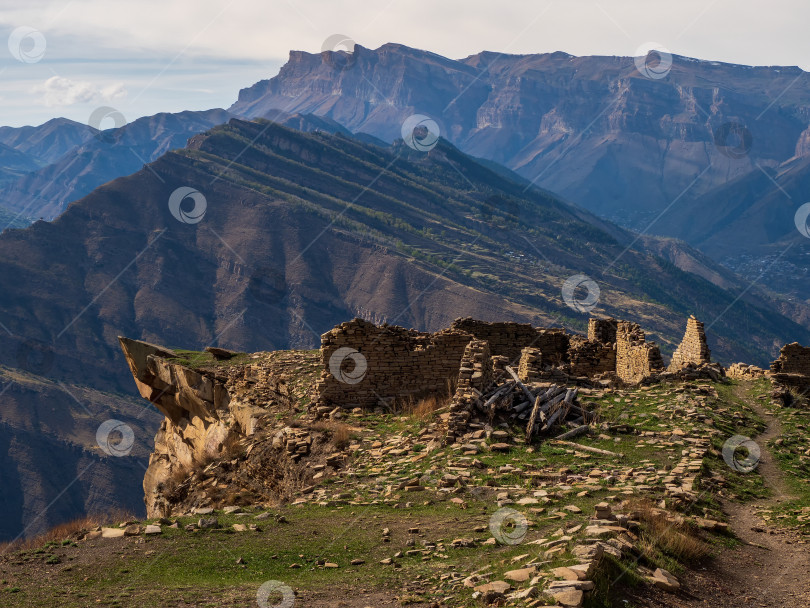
[33,76,127,107]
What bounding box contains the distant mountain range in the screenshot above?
[3,45,809,305]
[229,43,810,303]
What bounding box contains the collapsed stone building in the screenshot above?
[317,315,721,412]
[770,343,810,405]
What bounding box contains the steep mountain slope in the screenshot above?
[228,44,810,308]
[0,109,232,220]
[0,118,97,165]
[0,141,41,184]
[0,119,807,540]
[658,157,810,303]
[231,44,810,224]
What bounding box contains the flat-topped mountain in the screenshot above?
[230,43,810,304]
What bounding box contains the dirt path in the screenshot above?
[622,383,810,607]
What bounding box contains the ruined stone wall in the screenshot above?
[449,318,569,365]
[448,340,492,438]
[588,318,618,345]
[771,342,810,391]
[517,347,543,382]
[568,336,617,377]
[615,322,665,384]
[668,316,711,371]
[317,318,472,408]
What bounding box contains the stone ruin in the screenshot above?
[770,343,810,404]
[668,316,711,371]
[316,314,722,413]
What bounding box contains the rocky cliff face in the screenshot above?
[231,44,810,226]
[118,338,320,517]
[229,44,810,307]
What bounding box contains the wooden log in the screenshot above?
[555,425,591,440]
[541,402,569,433]
[505,366,535,404]
[551,440,622,458]
[540,391,567,414]
[483,381,515,407]
[525,395,542,443]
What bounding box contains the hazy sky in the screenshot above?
[1,0,808,127]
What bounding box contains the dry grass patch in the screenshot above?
[628,499,709,562]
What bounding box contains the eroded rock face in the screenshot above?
[119,337,266,517]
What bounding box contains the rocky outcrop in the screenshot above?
[119,337,281,517]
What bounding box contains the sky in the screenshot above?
[1,0,808,128]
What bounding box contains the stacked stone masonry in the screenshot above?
[615,322,665,385]
[668,316,712,371]
[316,315,714,411]
[568,335,617,377]
[588,318,618,344]
[771,342,810,392]
[316,318,472,408]
[448,340,493,438]
[450,318,569,366]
